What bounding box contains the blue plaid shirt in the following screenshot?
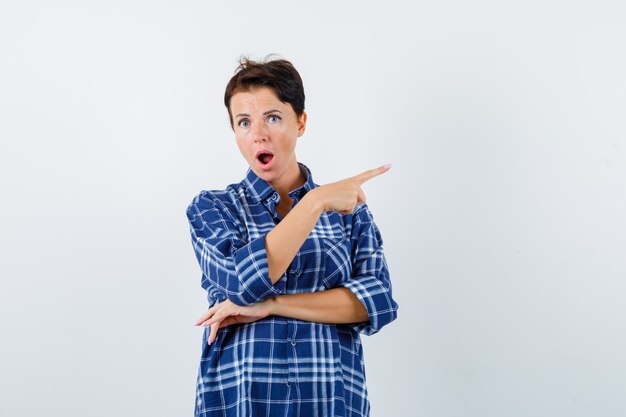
[186,162,398,417]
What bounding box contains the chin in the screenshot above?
[260,172,279,184]
[250,166,275,182]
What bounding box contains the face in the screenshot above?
[230,86,307,187]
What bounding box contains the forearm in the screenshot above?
[268,287,369,324]
[266,191,322,283]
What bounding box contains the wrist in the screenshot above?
[302,188,325,215]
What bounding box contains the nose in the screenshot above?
[252,123,269,143]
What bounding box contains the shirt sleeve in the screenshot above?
[339,204,399,335]
[204,273,226,307]
[186,190,282,306]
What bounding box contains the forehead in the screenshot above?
[230,87,290,114]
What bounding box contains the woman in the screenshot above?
[186,57,398,417]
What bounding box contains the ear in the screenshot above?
[297,112,307,137]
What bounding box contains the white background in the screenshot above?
[1,1,625,416]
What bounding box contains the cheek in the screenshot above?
[235,138,250,158]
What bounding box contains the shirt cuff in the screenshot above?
[233,234,282,305]
[341,275,398,335]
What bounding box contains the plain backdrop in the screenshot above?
[1,1,625,416]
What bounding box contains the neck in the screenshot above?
[268,160,305,199]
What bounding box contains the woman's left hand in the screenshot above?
[195,299,274,344]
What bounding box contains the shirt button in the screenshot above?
[291,340,297,346]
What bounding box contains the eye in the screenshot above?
[267,115,281,123]
[238,119,250,128]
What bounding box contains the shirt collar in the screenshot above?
[243,162,317,203]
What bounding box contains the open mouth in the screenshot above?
[257,152,274,166]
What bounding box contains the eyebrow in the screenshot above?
[234,110,283,119]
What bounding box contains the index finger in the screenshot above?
[353,164,391,184]
[208,322,220,345]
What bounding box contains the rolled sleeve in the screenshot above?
[186,191,281,306]
[341,204,398,335]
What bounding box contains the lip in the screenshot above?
[254,149,274,160]
[254,149,275,170]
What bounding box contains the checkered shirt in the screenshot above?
[186,162,398,417]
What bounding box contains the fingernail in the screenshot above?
[383,163,392,170]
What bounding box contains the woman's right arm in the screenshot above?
[186,165,390,306]
[187,192,280,306]
[265,164,390,282]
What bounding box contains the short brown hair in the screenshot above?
[224,57,305,128]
